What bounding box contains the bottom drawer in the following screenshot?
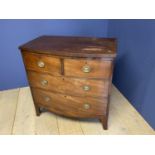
[31,88,108,118]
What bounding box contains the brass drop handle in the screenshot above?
[83,103,90,110]
[37,61,45,68]
[41,80,48,86]
[83,85,91,91]
[82,65,91,73]
[44,96,51,102]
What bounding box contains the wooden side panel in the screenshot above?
[27,71,110,98]
[22,52,61,76]
[31,88,107,118]
[64,58,113,78]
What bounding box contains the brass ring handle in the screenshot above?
[44,96,51,102]
[37,61,45,68]
[83,85,91,91]
[41,80,48,86]
[83,103,90,110]
[82,65,91,73]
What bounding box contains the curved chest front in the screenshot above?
[19,36,116,130]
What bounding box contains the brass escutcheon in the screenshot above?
[41,80,48,86]
[37,61,45,68]
[44,96,50,102]
[82,65,91,73]
[83,85,91,91]
[83,103,90,110]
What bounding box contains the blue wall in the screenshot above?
[108,19,155,129]
[0,19,155,129]
[0,19,108,90]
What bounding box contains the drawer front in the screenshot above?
[28,71,110,98]
[31,88,107,118]
[22,52,61,76]
[64,58,113,78]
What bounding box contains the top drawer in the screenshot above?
[22,52,61,76]
[64,58,113,79]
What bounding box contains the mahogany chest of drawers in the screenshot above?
[19,35,116,130]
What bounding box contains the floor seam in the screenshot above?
[56,115,60,135]
[79,120,85,135]
[11,88,20,135]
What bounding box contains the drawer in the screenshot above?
[31,88,107,118]
[64,58,113,78]
[22,52,61,76]
[28,71,110,98]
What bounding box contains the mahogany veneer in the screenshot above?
[19,35,117,130]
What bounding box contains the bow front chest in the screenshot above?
[19,36,117,129]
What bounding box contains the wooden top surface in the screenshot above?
[19,35,117,58]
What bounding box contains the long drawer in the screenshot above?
[31,88,107,118]
[28,71,110,98]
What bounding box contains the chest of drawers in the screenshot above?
[19,35,116,130]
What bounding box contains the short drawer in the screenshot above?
[22,52,61,76]
[28,71,110,98]
[31,88,107,118]
[64,58,113,79]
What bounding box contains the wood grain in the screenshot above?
[79,86,155,135]
[64,58,113,79]
[57,115,83,135]
[19,35,116,58]
[0,86,154,135]
[19,35,116,129]
[27,71,110,98]
[22,52,61,76]
[12,87,36,135]
[35,112,59,135]
[31,88,108,118]
[0,88,19,134]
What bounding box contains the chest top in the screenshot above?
[19,35,116,58]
